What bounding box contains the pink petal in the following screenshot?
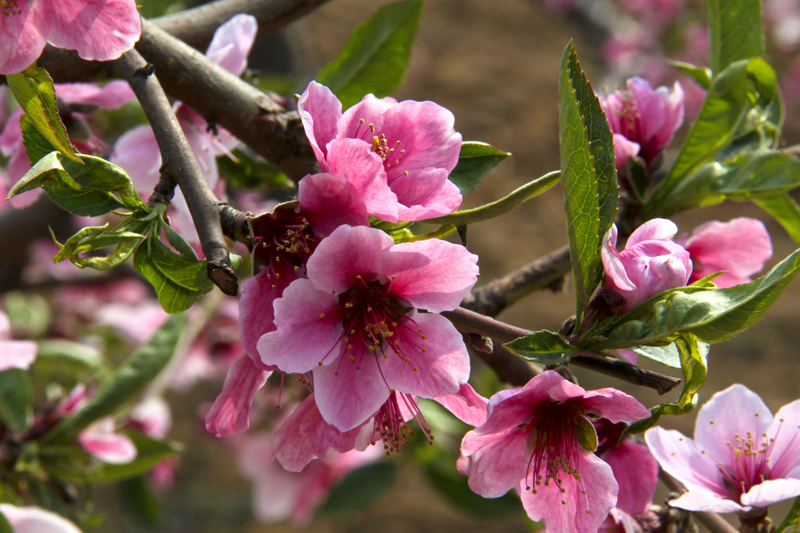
[0,3,47,75]
[668,489,745,513]
[644,427,728,496]
[393,168,463,221]
[313,347,391,432]
[580,388,651,423]
[433,383,489,427]
[741,478,800,508]
[78,419,137,464]
[337,93,397,141]
[0,109,23,156]
[385,238,478,313]
[204,14,257,76]
[463,426,530,498]
[519,451,618,533]
[613,133,640,170]
[381,312,469,399]
[0,504,83,533]
[602,225,637,292]
[304,225,395,294]
[0,340,37,371]
[627,218,679,245]
[45,0,142,62]
[238,268,292,363]
[204,354,271,437]
[257,279,343,373]
[297,173,370,236]
[765,399,800,478]
[325,138,399,222]
[55,80,135,109]
[604,440,658,515]
[273,394,369,472]
[129,397,171,440]
[298,81,342,167]
[111,124,162,194]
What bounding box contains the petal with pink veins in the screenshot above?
[78,418,137,464]
[644,427,728,495]
[580,388,652,423]
[204,354,271,437]
[433,383,489,427]
[393,168,462,221]
[0,3,47,75]
[204,14,257,76]
[464,428,530,498]
[238,268,290,363]
[298,81,343,166]
[297,173,370,236]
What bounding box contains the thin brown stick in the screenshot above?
[442,306,681,394]
[114,50,238,296]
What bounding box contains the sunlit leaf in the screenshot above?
[448,142,511,194]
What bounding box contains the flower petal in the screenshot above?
[463,426,529,498]
[0,340,37,371]
[204,14,257,76]
[765,398,800,478]
[55,80,135,109]
[238,268,291,363]
[298,81,342,166]
[644,427,728,496]
[0,504,83,533]
[0,3,46,75]
[204,354,271,437]
[433,383,489,427]
[668,489,745,513]
[297,173,370,236]
[604,440,658,515]
[580,388,650,424]
[46,0,141,62]
[627,218,679,245]
[742,478,800,508]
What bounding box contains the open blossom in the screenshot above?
[258,224,478,432]
[0,0,142,75]
[0,504,82,533]
[602,219,692,312]
[646,384,800,513]
[458,371,650,533]
[600,77,684,167]
[299,81,463,222]
[681,218,773,288]
[0,310,36,372]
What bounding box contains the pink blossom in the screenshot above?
[601,219,692,312]
[258,224,478,432]
[646,384,800,513]
[0,504,82,533]
[1,80,134,208]
[111,14,256,243]
[681,218,773,288]
[600,77,684,167]
[0,0,142,75]
[77,417,137,464]
[458,371,650,533]
[0,310,36,371]
[299,81,463,222]
[128,397,172,440]
[613,133,641,171]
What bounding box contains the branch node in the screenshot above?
[208,261,238,296]
[134,63,156,77]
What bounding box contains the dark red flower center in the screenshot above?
[249,209,320,285]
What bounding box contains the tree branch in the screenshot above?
[461,244,571,317]
[442,306,681,394]
[114,49,238,296]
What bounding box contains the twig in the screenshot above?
[114,49,238,296]
[461,244,571,317]
[442,306,681,394]
[471,341,537,387]
[658,470,739,533]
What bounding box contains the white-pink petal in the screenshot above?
[0,504,83,533]
[204,14,257,77]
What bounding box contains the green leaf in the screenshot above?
[316,0,423,108]
[426,170,560,226]
[6,66,80,163]
[43,313,186,443]
[559,41,619,322]
[35,340,107,375]
[504,330,577,366]
[647,58,777,212]
[628,340,710,369]
[654,150,800,215]
[0,512,12,533]
[162,223,199,260]
[669,60,712,90]
[755,193,800,243]
[51,218,148,271]
[448,142,511,194]
[134,239,213,313]
[319,462,397,515]
[575,415,598,451]
[392,224,456,243]
[775,496,800,533]
[583,246,800,350]
[0,369,33,433]
[117,475,161,527]
[706,0,764,74]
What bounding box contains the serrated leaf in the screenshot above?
[316,0,423,108]
[755,193,800,243]
[0,369,33,433]
[448,142,511,194]
[6,66,80,162]
[162,224,198,260]
[319,462,397,515]
[669,60,712,89]
[426,170,560,226]
[148,238,213,292]
[43,313,186,443]
[559,41,619,322]
[134,240,212,314]
[504,330,577,366]
[655,150,800,215]
[706,0,764,74]
[647,58,777,212]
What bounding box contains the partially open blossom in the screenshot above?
[600,77,684,167]
[77,417,137,464]
[458,371,650,533]
[299,81,463,222]
[258,224,478,432]
[0,504,82,533]
[0,310,36,371]
[602,219,692,312]
[0,0,142,75]
[612,133,641,172]
[681,218,773,287]
[646,384,800,514]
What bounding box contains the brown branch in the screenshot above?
[461,244,571,317]
[442,306,681,395]
[114,50,238,296]
[658,471,739,533]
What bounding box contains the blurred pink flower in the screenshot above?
[0,504,82,533]
[1,80,134,208]
[77,417,137,464]
[258,225,478,432]
[681,218,773,287]
[299,81,463,222]
[0,310,36,371]
[0,0,141,75]
[600,77,684,167]
[602,219,692,312]
[646,384,800,513]
[458,371,650,533]
[127,397,175,490]
[612,133,641,171]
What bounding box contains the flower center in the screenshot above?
[0,0,21,16]
[354,118,408,182]
[614,93,643,145]
[525,401,591,512]
[373,392,432,454]
[249,209,320,286]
